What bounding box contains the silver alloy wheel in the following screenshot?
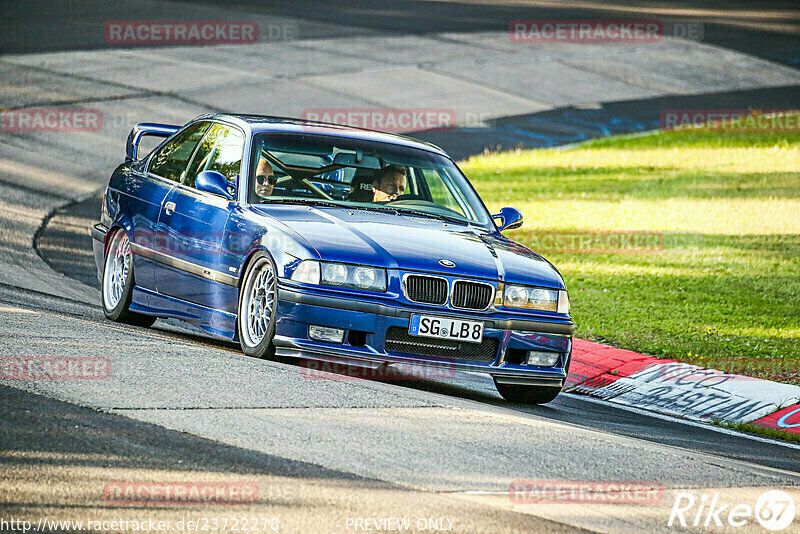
[103,231,131,310]
[241,257,276,348]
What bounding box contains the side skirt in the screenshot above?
[130,286,238,340]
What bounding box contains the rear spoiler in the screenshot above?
[125,123,180,162]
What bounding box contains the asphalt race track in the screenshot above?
[2,1,800,532]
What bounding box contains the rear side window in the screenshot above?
[183,123,244,189]
[148,122,210,182]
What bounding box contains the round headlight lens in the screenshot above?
[530,288,558,311]
[322,263,348,285]
[505,285,529,306]
[353,267,377,288]
[530,288,554,303]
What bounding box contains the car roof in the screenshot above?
[197,113,450,158]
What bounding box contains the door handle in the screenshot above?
[164,201,176,215]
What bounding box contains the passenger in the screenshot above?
[254,157,276,199]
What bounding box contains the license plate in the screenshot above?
[408,314,484,343]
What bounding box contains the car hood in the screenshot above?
[251,205,565,289]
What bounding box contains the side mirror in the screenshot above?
[492,207,523,231]
[196,170,234,200]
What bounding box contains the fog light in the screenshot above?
[526,351,560,367]
[309,325,345,343]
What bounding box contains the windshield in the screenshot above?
[247,133,491,226]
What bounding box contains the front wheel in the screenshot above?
[494,379,561,404]
[237,253,278,358]
[101,229,156,327]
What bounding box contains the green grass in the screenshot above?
[712,419,800,444]
[461,123,800,383]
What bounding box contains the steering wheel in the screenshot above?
[386,194,426,203]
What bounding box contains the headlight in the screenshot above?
[503,284,569,313]
[322,263,348,285]
[291,260,320,284]
[291,260,387,292]
[505,285,529,306]
[353,266,377,287]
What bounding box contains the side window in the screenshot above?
[148,122,210,182]
[183,124,244,189]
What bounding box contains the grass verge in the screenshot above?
[712,419,800,444]
[462,122,800,384]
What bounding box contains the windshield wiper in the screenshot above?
[259,198,343,208]
[258,199,472,226]
[351,204,469,225]
[393,208,471,226]
[350,205,400,215]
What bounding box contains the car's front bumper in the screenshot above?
[275,284,572,387]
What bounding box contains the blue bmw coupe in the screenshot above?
[92,114,574,403]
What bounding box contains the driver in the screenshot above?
[372,164,407,202]
[254,157,277,199]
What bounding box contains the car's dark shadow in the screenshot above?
[0,384,376,480]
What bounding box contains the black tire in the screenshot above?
[494,379,561,404]
[101,230,156,327]
[237,252,278,358]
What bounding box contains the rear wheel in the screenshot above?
[237,253,278,358]
[494,379,561,404]
[101,230,156,327]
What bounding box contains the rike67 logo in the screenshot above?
[669,489,796,531]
